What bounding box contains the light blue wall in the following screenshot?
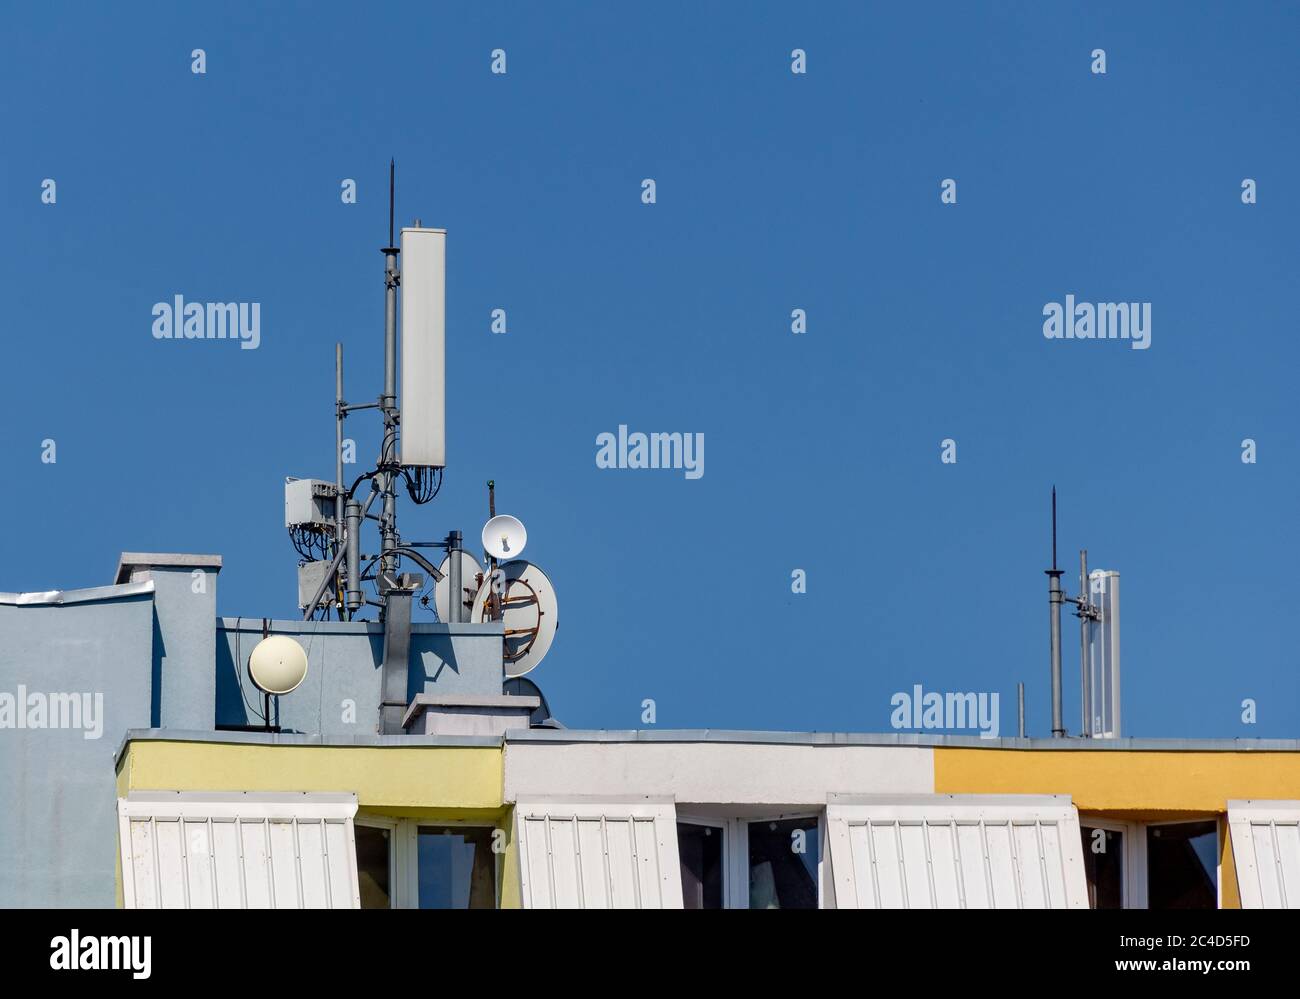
[0,589,154,907]
[216,618,505,735]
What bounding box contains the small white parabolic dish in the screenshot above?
[482,514,527,561]
[248,635,309,695]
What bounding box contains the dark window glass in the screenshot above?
[355,824,391,909]
[678,823,724,909]
[748,817,818,909]
[417,827,496,909]
[1147,821,1218,909]
[1080,826,1123,909]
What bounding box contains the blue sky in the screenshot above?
[3,2,1298,738]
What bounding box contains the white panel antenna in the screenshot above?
[1086,570,1120,738]
[399,226,446,468]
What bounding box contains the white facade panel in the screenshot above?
[827,794,1088,909]
[505,742,934,805]
[118,792,360,909]
[1229,800,1300,908]
[399,226,446,468]
[515,799,683,909]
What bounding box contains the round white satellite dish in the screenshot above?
[482,515,527,561]
[248,635,309,695]
[433,550,484,623]
[471,559,558,678]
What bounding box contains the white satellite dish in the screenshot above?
[433,550,484,623]
[248,635,309,695]
[471,559,558,678]
[482,514,527,561]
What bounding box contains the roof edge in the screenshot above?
[0,579,155,607]
[115,552,223,584]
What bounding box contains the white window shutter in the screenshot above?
[827,794,1089,909]
[118,792,360,909]
[1228,800,1300,909]
[515,799,683,909]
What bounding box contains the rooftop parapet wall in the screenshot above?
[216,618,505,736]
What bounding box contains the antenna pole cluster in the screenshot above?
[1045,487,1105,739]
[290,171,560,682]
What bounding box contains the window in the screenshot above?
[1078,817,1222,909]
[354,817,498,909]
[748,817,819,909]
[1080,825,1124,909]
[678,821,724,909]
[1147,821,1217,909]
[675,813,824,909]
[417,826,496,909]
[355,823,393,909]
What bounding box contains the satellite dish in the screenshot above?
[471,559,557,678]
[503,676,561,728]
[482,514,527,561]
[248,635,309,695]
[433,550,484,622]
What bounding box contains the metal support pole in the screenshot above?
[1047,487,1066,738]
[335,343,344,542]
[1048,568,1065,737]
[447,530,463,623]
[380,160,401,594]
[1017,682,1026,738]
[1079,549,1091,738]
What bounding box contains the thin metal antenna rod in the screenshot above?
[335,343,344,542]
[1046,486,1065,737]
[335,343,345,618]
[388,159,395,247]
[1051,486,1058,570]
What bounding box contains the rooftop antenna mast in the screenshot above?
[298,160,451,624]
[1045,487,1065,737]
[288,164,561,691]
[379,158,401,591]
[1044,488,1112,739]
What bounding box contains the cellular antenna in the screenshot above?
[288,165,558,693]
[1042,487,1123,740]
